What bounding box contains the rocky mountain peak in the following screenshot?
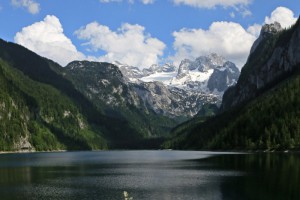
[207,61,240,92]
[261,21,282,36]
[176,59,191,79]
[222,18,300,110]
[197,53,226,71]
[162,63,177,72]
[250,22,283,54]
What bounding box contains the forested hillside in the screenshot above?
[164,19,300,151]
[0,59,107,151]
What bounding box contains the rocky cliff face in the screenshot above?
[250,22,282,54]
[65,61,219,118]
[114,53,240,117]
[131,81,219,117]
[207,61,240,92]
[222,19,300,110]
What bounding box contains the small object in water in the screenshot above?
[123,191,128,198]
[123,191,133,200]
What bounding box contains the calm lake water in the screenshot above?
[0,151,299,200]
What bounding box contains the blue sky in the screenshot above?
[0,0,299,68]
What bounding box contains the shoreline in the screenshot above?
[0,149,299,155]
[0,150,67,155]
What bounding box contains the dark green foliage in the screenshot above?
[0,39,176,150]
[222,19,300,110]
[0,59,107,151]
[165,18,300,151]
[196,103,219,117]
[165,71,300,150]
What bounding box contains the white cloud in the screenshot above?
[265,7,297,29]
[99,0,155,4]
[75,22,165,68]
[170,7,298,69]
[140,0,155,4]
[247,23,262,38]
[172,0,251,9]
[170,21,256,68]
[14,15,85,66]
[246,7,297,42]
[11,0,40,14]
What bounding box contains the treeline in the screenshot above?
[0,59,107,151]
[164,71,300,150]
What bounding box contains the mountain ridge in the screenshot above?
[164,19,300,150]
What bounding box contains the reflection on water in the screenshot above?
[0,151,299,200]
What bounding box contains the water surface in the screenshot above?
[0,151,299,200]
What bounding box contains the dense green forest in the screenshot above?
[0,59,107,151]
[0,39,176,151]
[164,71,300,150]
[164,19,300,151]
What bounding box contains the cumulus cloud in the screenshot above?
[265,7,297,29]
[75,22,165,68]
[170,21,256,69]
[247,23,262,37]
[11,0,40,14]
[170,7,298,69]
[99,0,155,4]
[14,15,85,66]
[172,0,251,9]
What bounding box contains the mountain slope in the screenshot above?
[0,59,107,151]
[222,20,300,110]
[164,19,300,150]
[64,61,177,139]
[0,39,170,150]
[118,53,239,118]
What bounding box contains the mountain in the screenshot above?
[117,53,240,117]
[164,19,300,151]
[221,20,298,110]
[131,81,219,117]
[0,39,174,151]
[0,41,107,151]
[64,61,177,139]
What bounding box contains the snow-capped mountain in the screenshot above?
[118,53,240,99]
[114,53,240,118]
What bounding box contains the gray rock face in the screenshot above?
[250,22,283,54]
[113,53,240,117]
[207,61,240,92]
[222,19,300,110]
[132,82,219,117]
[195,53,226,72]
[171,54,239,95]
[65,61,219,118]
[119,65,144,79]
[162,63,176,72]
[176,59,191,79]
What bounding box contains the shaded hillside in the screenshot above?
[0,59,107,151]
[0,39,172,150]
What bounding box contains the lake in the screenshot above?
[0,151,299,200]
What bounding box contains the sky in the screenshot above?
[0,0,299,69]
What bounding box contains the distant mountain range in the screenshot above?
[0,37,239,151]
[117,53,240,117]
